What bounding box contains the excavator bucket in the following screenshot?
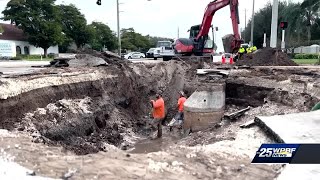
[222,34,236,53]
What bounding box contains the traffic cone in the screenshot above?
[230,56,234,64]
[222,56,226,64]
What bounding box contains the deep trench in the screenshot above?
[0,66,316,155]
[1,83,273,154]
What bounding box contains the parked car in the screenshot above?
[146,48,155,58]
[124,52,145,59]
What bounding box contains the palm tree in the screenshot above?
[301,0,320,44]
[281,3,304,46]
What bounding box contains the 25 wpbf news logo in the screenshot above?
[256,147,297,158]
[251,144,320,164]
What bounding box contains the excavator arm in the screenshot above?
[196,0,242,53]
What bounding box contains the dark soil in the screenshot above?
[1,57,316,155]
[1,60,200,155]
[236,48,298,66]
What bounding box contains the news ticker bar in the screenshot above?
[252,144,320,164]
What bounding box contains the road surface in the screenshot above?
[128,58,163,63]
[0,59,162,75]
[0,61,50,75]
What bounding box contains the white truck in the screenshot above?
[156,41,175,61]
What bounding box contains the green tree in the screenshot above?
[58,4,93,49]
[242,1,320,48]
[147,35,174,47]
[121,28,157,52]
[88,22,117,51]
[301,0,320,44]
[311,18,320,40]
[2,0,63,57]
[280,2,304,46]
[242,2,275,48]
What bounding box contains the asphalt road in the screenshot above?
[0,58,162,75]
[128,58,163,63]
[0,61,50,75]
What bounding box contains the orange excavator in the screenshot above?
[173,0,243,56]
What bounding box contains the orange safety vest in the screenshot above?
[178,97,187,112]
[152,97,165,119]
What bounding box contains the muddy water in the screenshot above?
[129,129,183,154]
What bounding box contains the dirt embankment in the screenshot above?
[236,48,298,66]
[1,52,319,157]
[0,59,200,155]
[1,56,320,179]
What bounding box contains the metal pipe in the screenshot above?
[244,8,247,43]
[281,29,285,50]
[263,33,267,47]
[117,0,121,56]
[250,0,255,46]
[270,0,279,48]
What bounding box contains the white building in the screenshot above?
[0,23,59,57]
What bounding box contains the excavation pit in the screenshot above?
[0,59,319,179]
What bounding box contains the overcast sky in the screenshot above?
[0,0,302,51]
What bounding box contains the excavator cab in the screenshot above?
[174,0,243,56]
[189,25,201,39]
[189,25,213,55]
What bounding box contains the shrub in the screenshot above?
[17,54,56,59]
[10,56,22,60]
[294,53,319,59]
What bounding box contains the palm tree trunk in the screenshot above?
[307,26,311,45]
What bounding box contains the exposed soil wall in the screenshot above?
[0,59,318,156]
[0,61,199,155]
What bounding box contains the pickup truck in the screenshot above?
[157,41,174,61]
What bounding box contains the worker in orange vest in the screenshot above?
[168,91,187,129]
[176,91,187,121]
[149,91,165,138]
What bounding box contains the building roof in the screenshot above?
[0,23,28,41]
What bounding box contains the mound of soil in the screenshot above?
[236,48,298,66]
[48,49,130,68]
[69,48,127,64]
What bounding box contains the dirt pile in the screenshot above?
[236,48,298,66]
[70,48,127,64]
[68,54,108,67]
[48,49,129,68]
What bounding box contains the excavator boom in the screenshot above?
[195,0,242,53]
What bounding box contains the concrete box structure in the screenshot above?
[184,83,225,131]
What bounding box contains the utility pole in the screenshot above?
[270,0,279,48]
[117,0,121,56]
[244,8,247,43]
[250,0,255,46]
